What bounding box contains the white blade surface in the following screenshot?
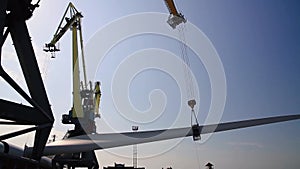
[31,114,300,156]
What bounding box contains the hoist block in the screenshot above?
[167,14,186,29]
[188,99,196,109]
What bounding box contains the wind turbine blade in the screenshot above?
[35,114,300,155]
[37,127,192,155]
[200,114,300,134]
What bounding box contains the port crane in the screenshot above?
[43,2,101,168]
[44,2,101,135]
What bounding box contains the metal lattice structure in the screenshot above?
[0,0,53,168]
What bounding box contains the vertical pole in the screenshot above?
[132,126,139,168]
[78,18,88,90]
[133,144,137,168]
[72,21,83,118]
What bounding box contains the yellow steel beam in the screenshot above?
[72,24,83,118]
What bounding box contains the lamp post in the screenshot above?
[132,126,139,168]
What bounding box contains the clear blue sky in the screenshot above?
[1,0,300,169]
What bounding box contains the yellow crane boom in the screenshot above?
[44,2,82,53]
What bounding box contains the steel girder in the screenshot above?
[0,0,54,162]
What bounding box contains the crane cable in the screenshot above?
[177,24,199,126]
[177,24,195,99]
[177,23,202,168]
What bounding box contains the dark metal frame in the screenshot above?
[0,0,54,164]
